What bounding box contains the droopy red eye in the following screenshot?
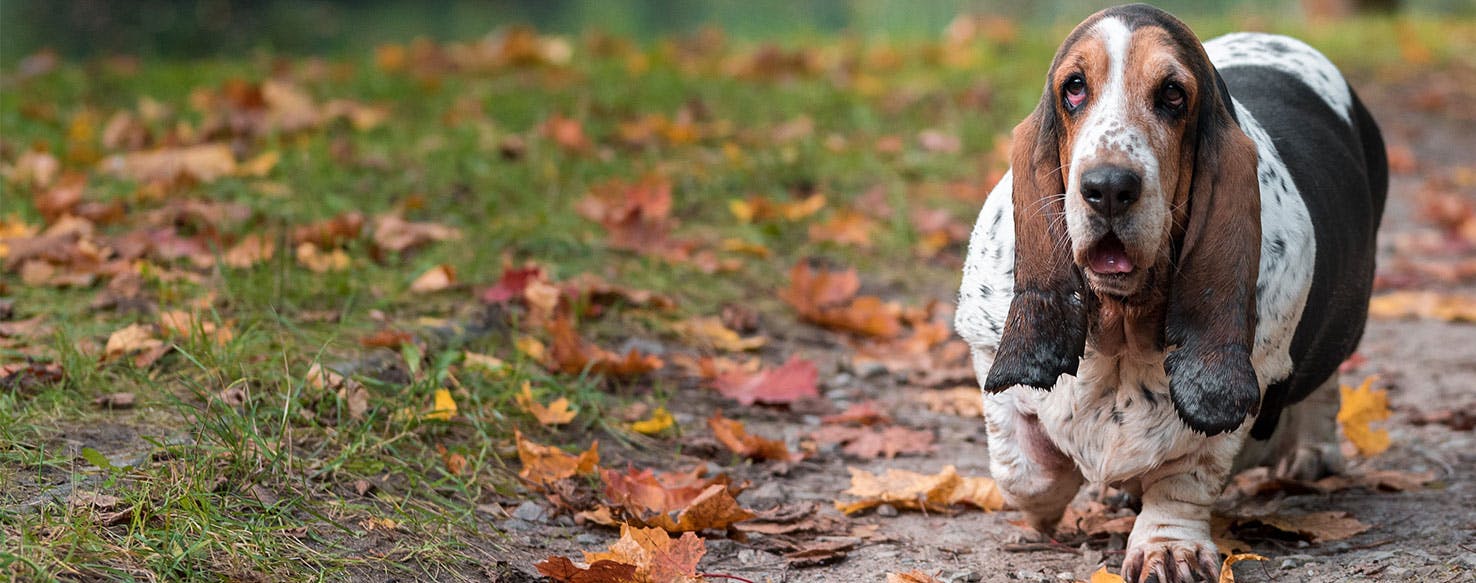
[1161,82,1185,109]
[1063,75,1088,110]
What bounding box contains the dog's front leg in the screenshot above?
[984,389,1084,536]
[1121,434,1244,583]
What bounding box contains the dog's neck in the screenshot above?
[1088,266,1169,359]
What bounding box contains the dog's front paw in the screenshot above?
[1274,442,1345,481]
[1121,538,1219,583]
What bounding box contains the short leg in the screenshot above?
[1275,376,1345,480]
[1122,435,1245,582]
[984,389,1085,536]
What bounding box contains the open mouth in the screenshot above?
[1087,233,1135,275]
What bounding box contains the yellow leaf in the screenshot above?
[728,199,756,223]
[1090,567,1126,583]
[1219,553,1268,583]
[515,381,577,426]
[462,351,506,375]
[296,242,350,272]
[630,406,675,435]
[515,335,546,361]
[1338,376,1391,457]
[239,150,280,177]
[835,465,1002,515]
[672,316,765,352]
[720,238,771,258]
[424,388,457,421]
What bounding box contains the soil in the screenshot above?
[480,68,1476,582]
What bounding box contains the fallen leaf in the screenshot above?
[711,356,819,405]
[409,264,456,293]
[296,242,350,272]
[359,517,400,532]
[158,310,233,345]
[808,210,876,247]
[600,466,754,533]
[94,392,136,410]
[821,400,892,426]
[481,264,547,304]
[1368,290,1476,323]
[671,316,765,351]
[223,233,275,269]
[915,386,984,417]
[535,557,638,583]
[291,211,364,248]
[781,262,901,338]
[305,363,368,420]
[103,323,168,367]
[1090,567,1126,583]
[887,570,944,583]
[576,174,675,253]
[436,443,468,476]
[423,388,457,421]
[1338,376,1391,457]
[709,414,801,462]
[630,407,675,435]
[515,381,577,426]
[547,316,663,378]
[516,335,547,361]
[1219,553,1268,583]
[809,425,935,459]
[729,193,825,223]
[577,524,705,582]
[1242,511,1370,543]
[461,351,506,375]
[516,430,600,487]
[99,143,238,186]
[835,465,1003,515]
[371,213,462,254]
[542,114,592,152]
[0,362,64,393]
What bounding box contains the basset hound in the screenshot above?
[955,4,1387,582]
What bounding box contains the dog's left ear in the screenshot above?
[1165,68,1263,436]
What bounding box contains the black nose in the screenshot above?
[1080,166,1142,218]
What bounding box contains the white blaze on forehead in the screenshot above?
[1067,16,1151,183]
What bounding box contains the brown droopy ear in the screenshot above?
[982,98,1089,393]
[1165,70,1263,435]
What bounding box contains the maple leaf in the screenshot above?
[104,323,169,368]
[808,425,935,459]
[780,262,901,338]
[408,264,456,293]
[1232,510,1370,543]
[305,363,368,421]
[546,316,663,378]
[370,213,462,255]
[1338,376,1391,457]
[887,571,944,583]
[710,356,819,405]
[728,193,826,223]
[222,233,275,269]
[600,466,754,532]
[515,381,577,426]
[570,524,705,583]
[1368,290,1476,323]
[291,212,365,248]
[481,264,547,304]
[1089,567,1126,583]
[709,414,801,462]
[542,114,592,152]
[159,310,234,345]
[671,316,765,352]
[1218,553,1268,583]
[576,175,675,253]
[821,400,892,426]
[515,430,600,487]
[535,557,638,583]
[99,143,238,186]
[423,388,457,421]
[835,465,1004,515]
[33,172,85,223]
[296,242,350,272]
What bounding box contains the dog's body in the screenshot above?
[955,5,1385,581]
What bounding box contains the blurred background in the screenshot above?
[3,0,1473,61]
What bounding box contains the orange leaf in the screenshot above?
[835,465,1003,515]
[581,525,706,582]
[1337,376,1391,457]
[515,430,599,487]
[515,381,577,426]
[808,210,876,247]
[600,466,754,532]
[409,264,456,294]
[547,316,663,378]
[534,557,638,583]
[709,414,801,462]
[711,356,819,405]
[1219,553,1268,583]
[1090,566,1127,583]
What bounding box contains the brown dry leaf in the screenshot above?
[671,316,765,352]
[1246,511,1370,543]
[709,413,801,462]
[821,400,892,426]
[515,381,577,426]
[1368,290,1476,323]
[809,425,935,459]
[360,328,414,349]
[292,212,365,248]
[542,114,592,152]
[104,323,168,367]
[222,234,275,269]
[1218,553,1268,583]
[435,443,468,476]
[710,355,819,405]
[1059,501,1136,537]
[4,150,60,188]
[535,557,639,583]
[1338,376,1391,457]
[600,466,754,533]
[835,465,1003,515]
[481,264,547,303]
[887,571,944,583]
[580,525,706,583]
[371,213,462,254]
[729,193,826,223]
[295,242,350,272]
[408,264,456,294]
[100,143,238,185]
[306,363,368,420]
[915,386,984,417]
[808,210,876,247]
[34,172,86,223]
[546,316,663,378]
[780,262,902,338]
[515,430,600,487]
[461,351,506,375]
[576,174,675,253]
[0,362,64,393]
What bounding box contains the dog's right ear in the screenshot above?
[982,95,1088,393]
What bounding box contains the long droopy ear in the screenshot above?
[1164,69,1263,435]
[982,98,1089,393]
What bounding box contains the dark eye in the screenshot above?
[1063,75,1088,110]
[1160,82,1186,109]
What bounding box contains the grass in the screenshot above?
[1,13,1472,581]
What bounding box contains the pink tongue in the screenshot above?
[1089,239,1134,274]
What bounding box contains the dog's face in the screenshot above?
[1052,17,1201,299]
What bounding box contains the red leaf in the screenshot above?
[711,356,819,405]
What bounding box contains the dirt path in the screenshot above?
[487,68,1476,582]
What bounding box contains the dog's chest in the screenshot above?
[1032,353,1207,485]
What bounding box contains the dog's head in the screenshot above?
[984,4,1263,436]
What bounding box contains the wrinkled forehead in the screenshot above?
[1048,8,1206,83]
